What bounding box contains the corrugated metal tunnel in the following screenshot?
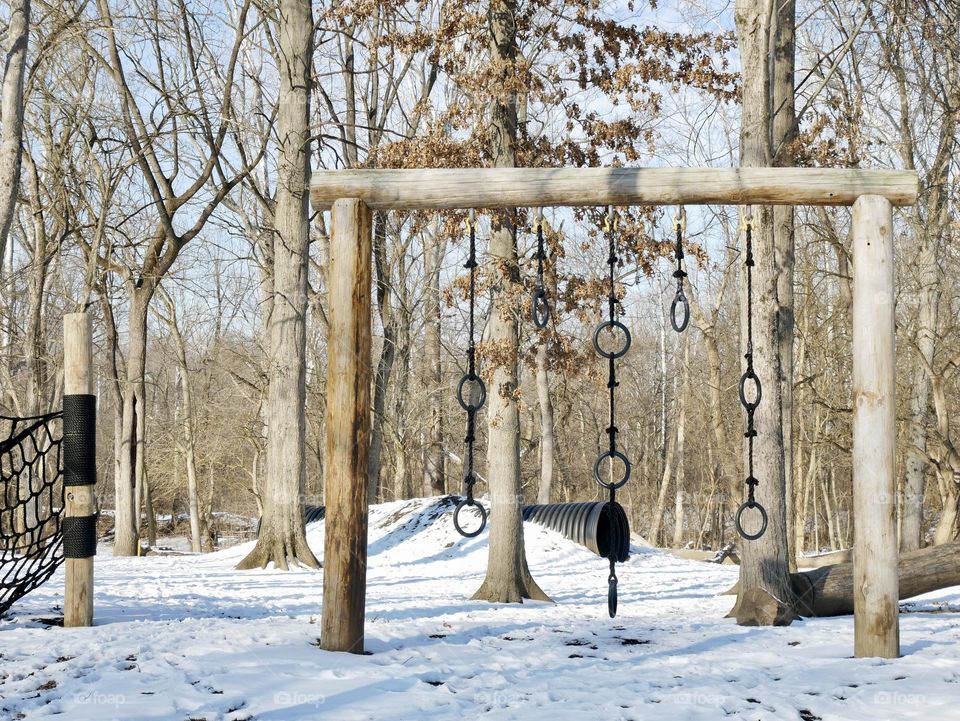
[260,500,629,562]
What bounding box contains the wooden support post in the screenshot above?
[63,312,96,628]
[851,195,899,658]
[320,198,373,653]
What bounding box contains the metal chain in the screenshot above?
[531,208,550,329]
[670,208,690,333]
[454,210,488,538]
[591,206,632,618]
[735,211,768,541]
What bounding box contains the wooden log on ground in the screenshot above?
[310,168,919,210]
[796,549,852,569]
[795,541,960,617]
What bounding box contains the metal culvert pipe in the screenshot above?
[263,501,630,562]
[522,501,630,562]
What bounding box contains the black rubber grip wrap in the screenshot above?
[63,394,96,487]
[62,515,98,558]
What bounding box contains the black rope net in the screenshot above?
[0,412,65,616]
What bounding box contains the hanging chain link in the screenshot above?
[735,211,768,541]
[454,209,487,538]
[531,208,550,329]
[591,206,631,618]
[670,208,690,333]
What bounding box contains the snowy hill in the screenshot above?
[2,497,959,720]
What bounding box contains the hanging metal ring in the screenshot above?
[594,449,631,490]
[532,287,550,329]
[456,373,486,412]
[734,500,768,541]
[453,497,487,538]
[738,370,762,411]
[607,575,618,618]
[592,320,632,359]
[670,289,690,333]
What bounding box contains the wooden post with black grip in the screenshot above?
[63,312,96,627]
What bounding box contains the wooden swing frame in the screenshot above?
[312,166,918,659]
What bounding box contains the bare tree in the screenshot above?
[730,0,797,625]
[237,0,318,570]
[92,0,263,555]
[0,0,30,264]
[472,0,549,604]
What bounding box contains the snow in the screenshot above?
[2,496,959,720]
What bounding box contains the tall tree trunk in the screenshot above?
[772,0,796,568]
[688,281,737,509]
[822,473,837,550]
[648,425,676,545]
[902,267,936,551]
[421,222,445,496]
[731,0,797,625]
[143,471,157,547]
[162,296,203,553]
[535,338,555,505]
[114,291,147,556]
[672,335,689,548]
[473,0,549,604]
[0,0,30,264]
[369,212,395,502]
[237,0,318,570]
[392,298,412,498]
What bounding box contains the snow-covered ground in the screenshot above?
[2,497,959,720]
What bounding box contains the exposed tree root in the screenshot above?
[236,530,320,571]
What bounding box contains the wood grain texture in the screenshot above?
[851,195,899,658]
[63,312,94,628]
[797,540,960,616]
[320,199,372,653]
[311,167,919,210]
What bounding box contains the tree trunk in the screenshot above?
[534,341,555,505]
[648,425,676,546]
[772,0,797,568]
[473,0,549,604]
[114,291,147,556]
[672,335,689,548]
[164,300,203,553]
[143,471,157,547]
[821,473,837,550]
[932,471,959,545]
[237,0,318,570]
[0,0,30,264]
[899,209,940,553]
[421,222,445,496]
[369,211,400,502]
[731,0,797,625]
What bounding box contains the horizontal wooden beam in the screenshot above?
[310,167,918,210]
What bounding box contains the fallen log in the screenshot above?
[796,549,852,569]
[795,540,960,617]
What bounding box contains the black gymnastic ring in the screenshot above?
[457,373,486,412]
[608,575,618,618]
[592,320,632,359]
[453,498,487,538]
[670,290,690,333]
[532,287,551,329]
[735,500,768,541]
[594,449,631,490]
[739,370,762,412]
